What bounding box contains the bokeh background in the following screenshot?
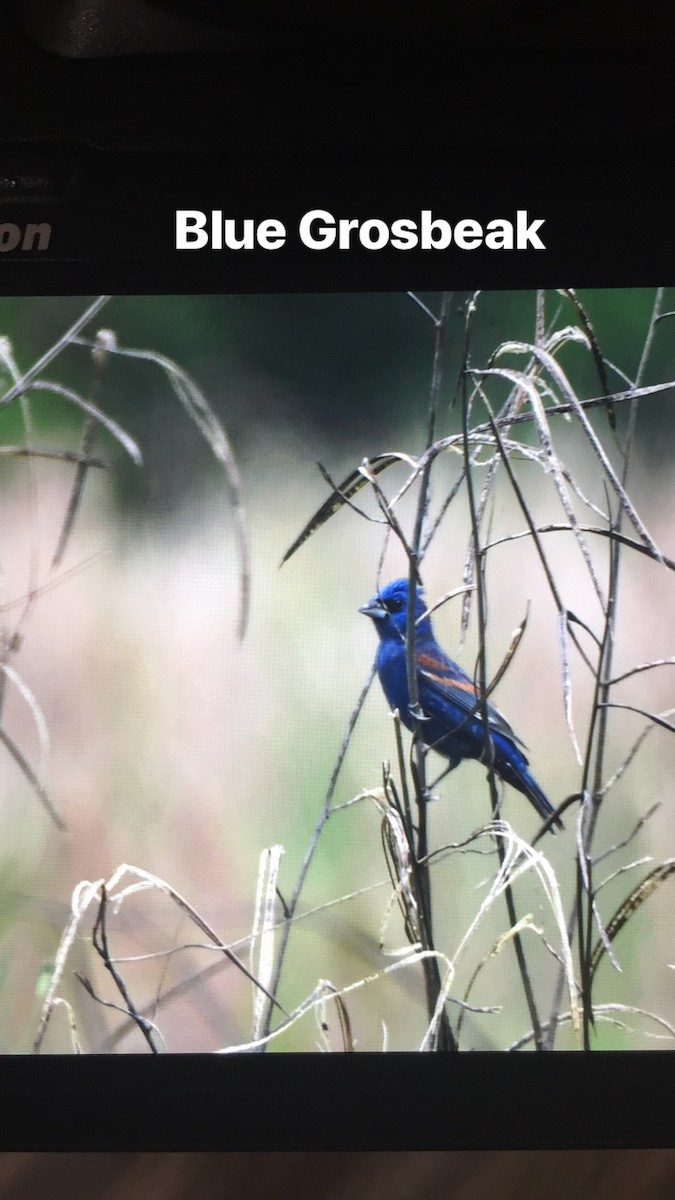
[0,288,673,1052]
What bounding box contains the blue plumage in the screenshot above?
[360,578,561,830]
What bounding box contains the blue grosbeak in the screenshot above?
[360,577,561,830]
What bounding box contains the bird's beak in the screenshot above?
[359,596,387,620]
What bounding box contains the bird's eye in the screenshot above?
[385,597,404,614]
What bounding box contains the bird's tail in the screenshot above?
[494,742,564,832]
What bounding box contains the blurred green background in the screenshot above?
[0,288,673,1053]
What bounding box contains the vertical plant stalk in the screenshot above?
[544,287,666,1050]
[405,292,458,1051]
[576,287,665,1048]
[461,299,544,1050]
[91,885,159,1053]
[257,667,376,1045]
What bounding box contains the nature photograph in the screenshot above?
[0,287,673,1053]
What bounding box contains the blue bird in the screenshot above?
[360,578,561,830]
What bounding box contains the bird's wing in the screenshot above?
[416,647,527,749]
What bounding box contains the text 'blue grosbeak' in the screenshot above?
[360,578,561,830]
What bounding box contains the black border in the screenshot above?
[2,123,675,1155]
[1,142,675,292]
[4,1052,674,1150]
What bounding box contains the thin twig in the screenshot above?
[0,296,111,407]
[462,300,544,1050]
[258,665,377,1043]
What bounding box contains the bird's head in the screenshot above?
[359,577,432,642]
